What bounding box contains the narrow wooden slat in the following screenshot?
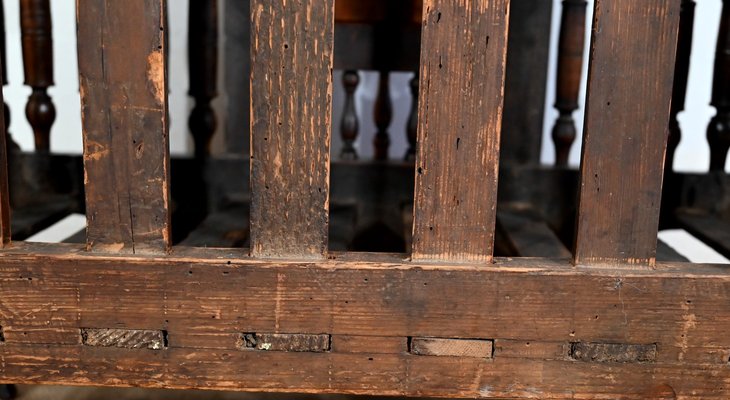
[0,59,8,247]
[77,0,171,254]
[574,0,680,266]
[412,0,509,262]
[250,0,334,259]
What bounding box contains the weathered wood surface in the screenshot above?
[81,328,166,350]
[250,0,333,259]
[0,244,729,397]
[77,0,171,254]
[239,333,330,352]
[0,58,8,247]
[574,0,680,266]
[569,342,657,363]
[412,0,509,262]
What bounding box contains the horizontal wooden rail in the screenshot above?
[0,243,729,398]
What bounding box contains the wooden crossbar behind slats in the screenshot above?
[77,0,171,254]
[249,0,334,259]
[574,0,680,266]
[412,0,509,262]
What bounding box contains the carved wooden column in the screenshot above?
[708,0,730,171]
[20,0,55,153]
[189,0,218,159]
[340,70,359,159]
[405,73,418,161]
[372,70,392,160]
[666,0,695,173]
[551,0,587,166]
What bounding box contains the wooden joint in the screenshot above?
[569,342,657,363]
[239,333,331,353]
[409,337,493,358]
[80,328,167,350]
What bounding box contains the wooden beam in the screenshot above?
[0,58,8,247]
[77,0,171,254]
[412,0,509,262]
[574,0,680,266]
[250,0,334,259]
[0,243,729,397]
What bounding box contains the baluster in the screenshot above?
[372,70,392,160]
[340,70,359,160]
[666,0,695,174]
[20,0,55,153]
[708,0,730,171]
[189,0,218,159]
[551,0,587,166]
[405,73,418,161]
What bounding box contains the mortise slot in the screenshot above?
[409,337,493,358]
[81,328,167,350]
[239,333,330,352]
[569,342,656,363]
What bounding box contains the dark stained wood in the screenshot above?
[239,333,330,352]
[77,0,171,254]
[569,342,657,363]
[188,0,218,159]
[250,0,334,259]
[708,0,730,171]
[81,328,167,350]
[20,0,55,153]
[340,70,359,160]
[676,209,730,260]
[550,0,587,166]
[666,0,696,173]
[410,338,492,358]
[0,244,729,396]
[496,208,571,258]
[574,0,681,266]
[372,71,392,160]
[500,0,553,165]
[335,0,422,25]
[0,0,12,153]
[412,0,509,262]
[0,57,8,247]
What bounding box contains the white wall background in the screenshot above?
[0,0,724,172]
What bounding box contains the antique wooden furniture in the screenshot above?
[2,0,730,399]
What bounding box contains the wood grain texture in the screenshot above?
[331,335,407,354]
[0,59,8,247]
[574,0,680,266]
[0,245,728,396]
[77,0,171,254]
[81,328,166,350]
[412,0,509,262]
[250,0,333,259]
[410,338,492,358]
[569,342,657,363]
[239,333,330,352]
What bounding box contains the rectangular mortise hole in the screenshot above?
[239,332,331,352]
[409,337,493,358]
[81,328,167,350]
[569,342,657,363]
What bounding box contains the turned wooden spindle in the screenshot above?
[189,0,218,159]
[0,0,13,153]
[340,70,360,160]
[20,0,55,153]
[666,0,695,173]
[708,0,730,171]
[551,0,587,166]
[405,73,418,161]
[373,70,392,160]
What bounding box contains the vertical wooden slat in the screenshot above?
[77,0,171,254]
[574,0,680,266]
[411,0,509,262]
[250,0,334,259]
[0,59,9,248]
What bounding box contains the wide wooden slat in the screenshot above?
[77,0,171,254]
[0,60,8,247]
[249,0,334,259]
[412,0,509,262]
[574,0,680,266]
[0,244,729,397]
